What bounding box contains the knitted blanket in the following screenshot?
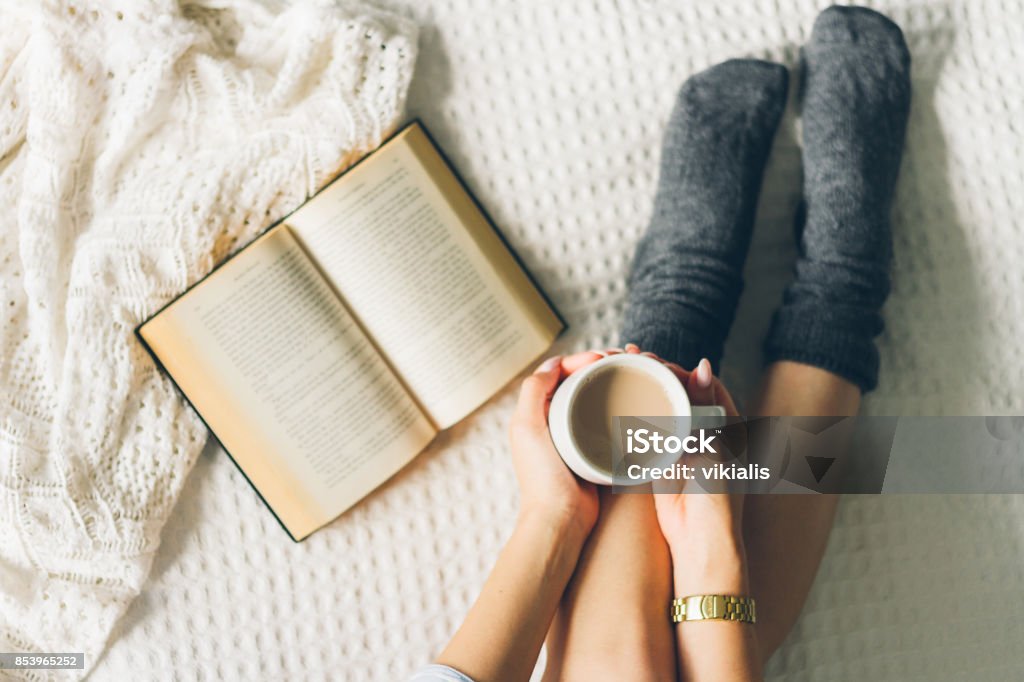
[0,1,414,678]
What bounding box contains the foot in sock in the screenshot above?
[764,6,912,392]
[620,58,788,371]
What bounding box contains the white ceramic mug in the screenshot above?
[548,354,725,485]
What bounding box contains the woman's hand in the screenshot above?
[509,351,605,539]
[621,345,749,591]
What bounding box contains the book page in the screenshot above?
[139,225,436,540]
[287,124,563,428]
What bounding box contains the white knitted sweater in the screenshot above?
[0,1,415,677]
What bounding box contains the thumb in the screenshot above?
[513,356,562,429]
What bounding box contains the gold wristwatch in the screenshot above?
[671,595,756,624]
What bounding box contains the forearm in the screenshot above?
[436,510,588,682]
[669,533,762,682]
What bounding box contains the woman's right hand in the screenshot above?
[508,351,605,539]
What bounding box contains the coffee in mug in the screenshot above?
[569,365,677,476]
[548,354,694,485]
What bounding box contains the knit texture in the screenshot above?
[621,59,787,371]
[0,1,415,678]
[763,6,912,392]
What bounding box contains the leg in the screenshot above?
[763,6,911,392]
[546,58,789,681]
[621,59,788,373]
[744,362,859,660]
[748,5,912,659]
[543,490,675,681]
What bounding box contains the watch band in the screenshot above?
[671,595,756,624]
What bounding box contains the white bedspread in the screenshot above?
[94,0,1024,680]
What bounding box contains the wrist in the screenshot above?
[516,504,592,549]
[665,517,744,557]
[669,530,749,595]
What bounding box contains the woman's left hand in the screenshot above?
[620,345,747,579]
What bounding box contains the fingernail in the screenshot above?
[696,358,712,386]
[536,356,561,373]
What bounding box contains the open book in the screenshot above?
[138,121,564,541]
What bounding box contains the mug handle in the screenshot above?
[691,404,727,428]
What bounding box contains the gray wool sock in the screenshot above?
[763,6,912,392]
[620,59,788,371]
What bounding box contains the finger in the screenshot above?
[664,361,692,385]
[514,356,562,428]
[530,355,564,380]
[711,376,740,416]
[685,358,716,406]
[624,343,641,354]
[562,350,604,374]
